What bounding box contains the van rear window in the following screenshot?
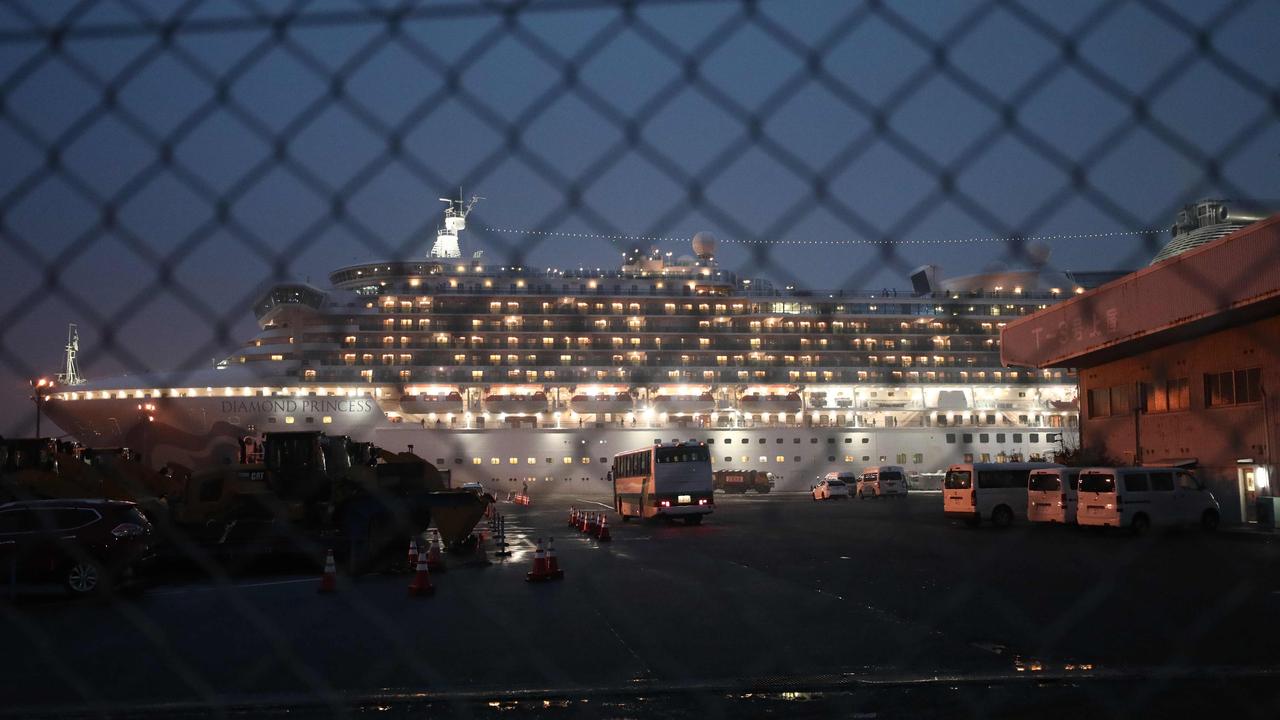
[1028,474,1060,491]
[944,471,971,489]
[1080,473,1114,493]
[880,471,904,482]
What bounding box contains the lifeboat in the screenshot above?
[651,392,716,414]
[482,391,549,415]
[1049,398,1079,411]
[398,391,465,415]
[569,392,635,415]
[738,391,802,413]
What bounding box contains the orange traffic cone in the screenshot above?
[545,537,565,580]
[318,548,337,594]
[407,537,419,572]
[427,530,446,573]
[408,547,434,596]
[597,514,612,542]
[568,507,577,527]
[588,511,599,535]
[526,537,551,582]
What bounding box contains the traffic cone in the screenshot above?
[583,511,593,534]
[407,537,418,572]
[427,530,446,573]
[526,537,551,582]
[317,548,337,594]
[568,507,577,527]
[408,547,434,596]
[588,511,598,535]
[597,514,612,542]
[545,537,565,580]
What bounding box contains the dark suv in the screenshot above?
[0,499,154,596]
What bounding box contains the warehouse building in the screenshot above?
[1001,210,1279,525]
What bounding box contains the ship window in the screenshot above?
[996,433,1006,443]
[322,416,333,424]
[844,455,854,462]
[979,434,989,443]
[305,417,314,424]
[491,458,500,465]
[827,456,835,462]
[844,438,852,444]
[1013,433,1022,443]
[1030,433,1040,443]
[509,458,519,465]
[563,457,573,464]
[581,458,591,464]
[724,456,732,462]
[471,458,483,466]
[284,417,295,424]
[268,417,277,423]
[811,438,818,444]
[600,458,608,463]
[528,458,536,465]
[546,458,553,464]
[963,433,973,443]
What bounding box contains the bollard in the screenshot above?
[494,513,512,557]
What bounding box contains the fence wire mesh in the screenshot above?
[0,0,1278,717]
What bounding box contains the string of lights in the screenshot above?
[478,226,1163,246]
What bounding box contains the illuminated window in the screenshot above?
[322,416,333,424]
[775,455,785,462]
[473,458,482,465]
[270,354,284,361]
[491,458,500,465]
[564,457,574,464]
[284,416,295,424]
[509,457,519,465]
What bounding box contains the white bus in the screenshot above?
[613,442,714,524]
[1077,467,1221,533]
[944,462,1064,527]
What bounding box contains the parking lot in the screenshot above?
[4,492,1280,718]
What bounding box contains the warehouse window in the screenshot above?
[1205,368,1261,407]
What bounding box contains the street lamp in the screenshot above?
[29,378,51,438]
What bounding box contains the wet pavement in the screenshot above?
[3,493,1279,717]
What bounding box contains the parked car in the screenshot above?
[857,465,908,498]
[812,475,852,501]
[0,499,153,596]
[1027,468,1081,524]
[1076,467,1220,533]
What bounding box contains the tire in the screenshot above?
[1200,509,1219,531]
[65,559,105,596]
[685,515,704,526]
[1131,513,1151,535]
[991,505,1013,528]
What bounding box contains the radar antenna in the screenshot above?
[429,188,484,259]
[57,323,84,386]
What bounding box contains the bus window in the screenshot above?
[944,470,971,489]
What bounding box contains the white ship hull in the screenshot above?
[44,395,1070,497]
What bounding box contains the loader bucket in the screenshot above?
[425,490,493,547]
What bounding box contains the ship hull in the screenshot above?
[45,396,1072,498]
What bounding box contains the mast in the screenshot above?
[429,189,483,259]
[57,323,85,386]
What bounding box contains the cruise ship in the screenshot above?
[42,196,1085,496]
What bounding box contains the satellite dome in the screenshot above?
[692,231,718,259]
[1025,239,1052,267]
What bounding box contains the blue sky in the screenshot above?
[1,0,1278,434]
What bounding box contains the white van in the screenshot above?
[1027,468,1081,524]
[857,466,908,498]
[1076,467,1221,533]
[944,462,1064,527]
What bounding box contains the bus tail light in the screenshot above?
[969,491,976,507]
[698,498,710,506]
[659,500,671,508]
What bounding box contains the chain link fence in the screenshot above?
[0,0,1278,717]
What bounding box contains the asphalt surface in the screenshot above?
[3,492,1280,718]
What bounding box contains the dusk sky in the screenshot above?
[1,0,1277,436]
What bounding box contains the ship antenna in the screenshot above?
[57,323,84,386]
[429,189,484,259]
